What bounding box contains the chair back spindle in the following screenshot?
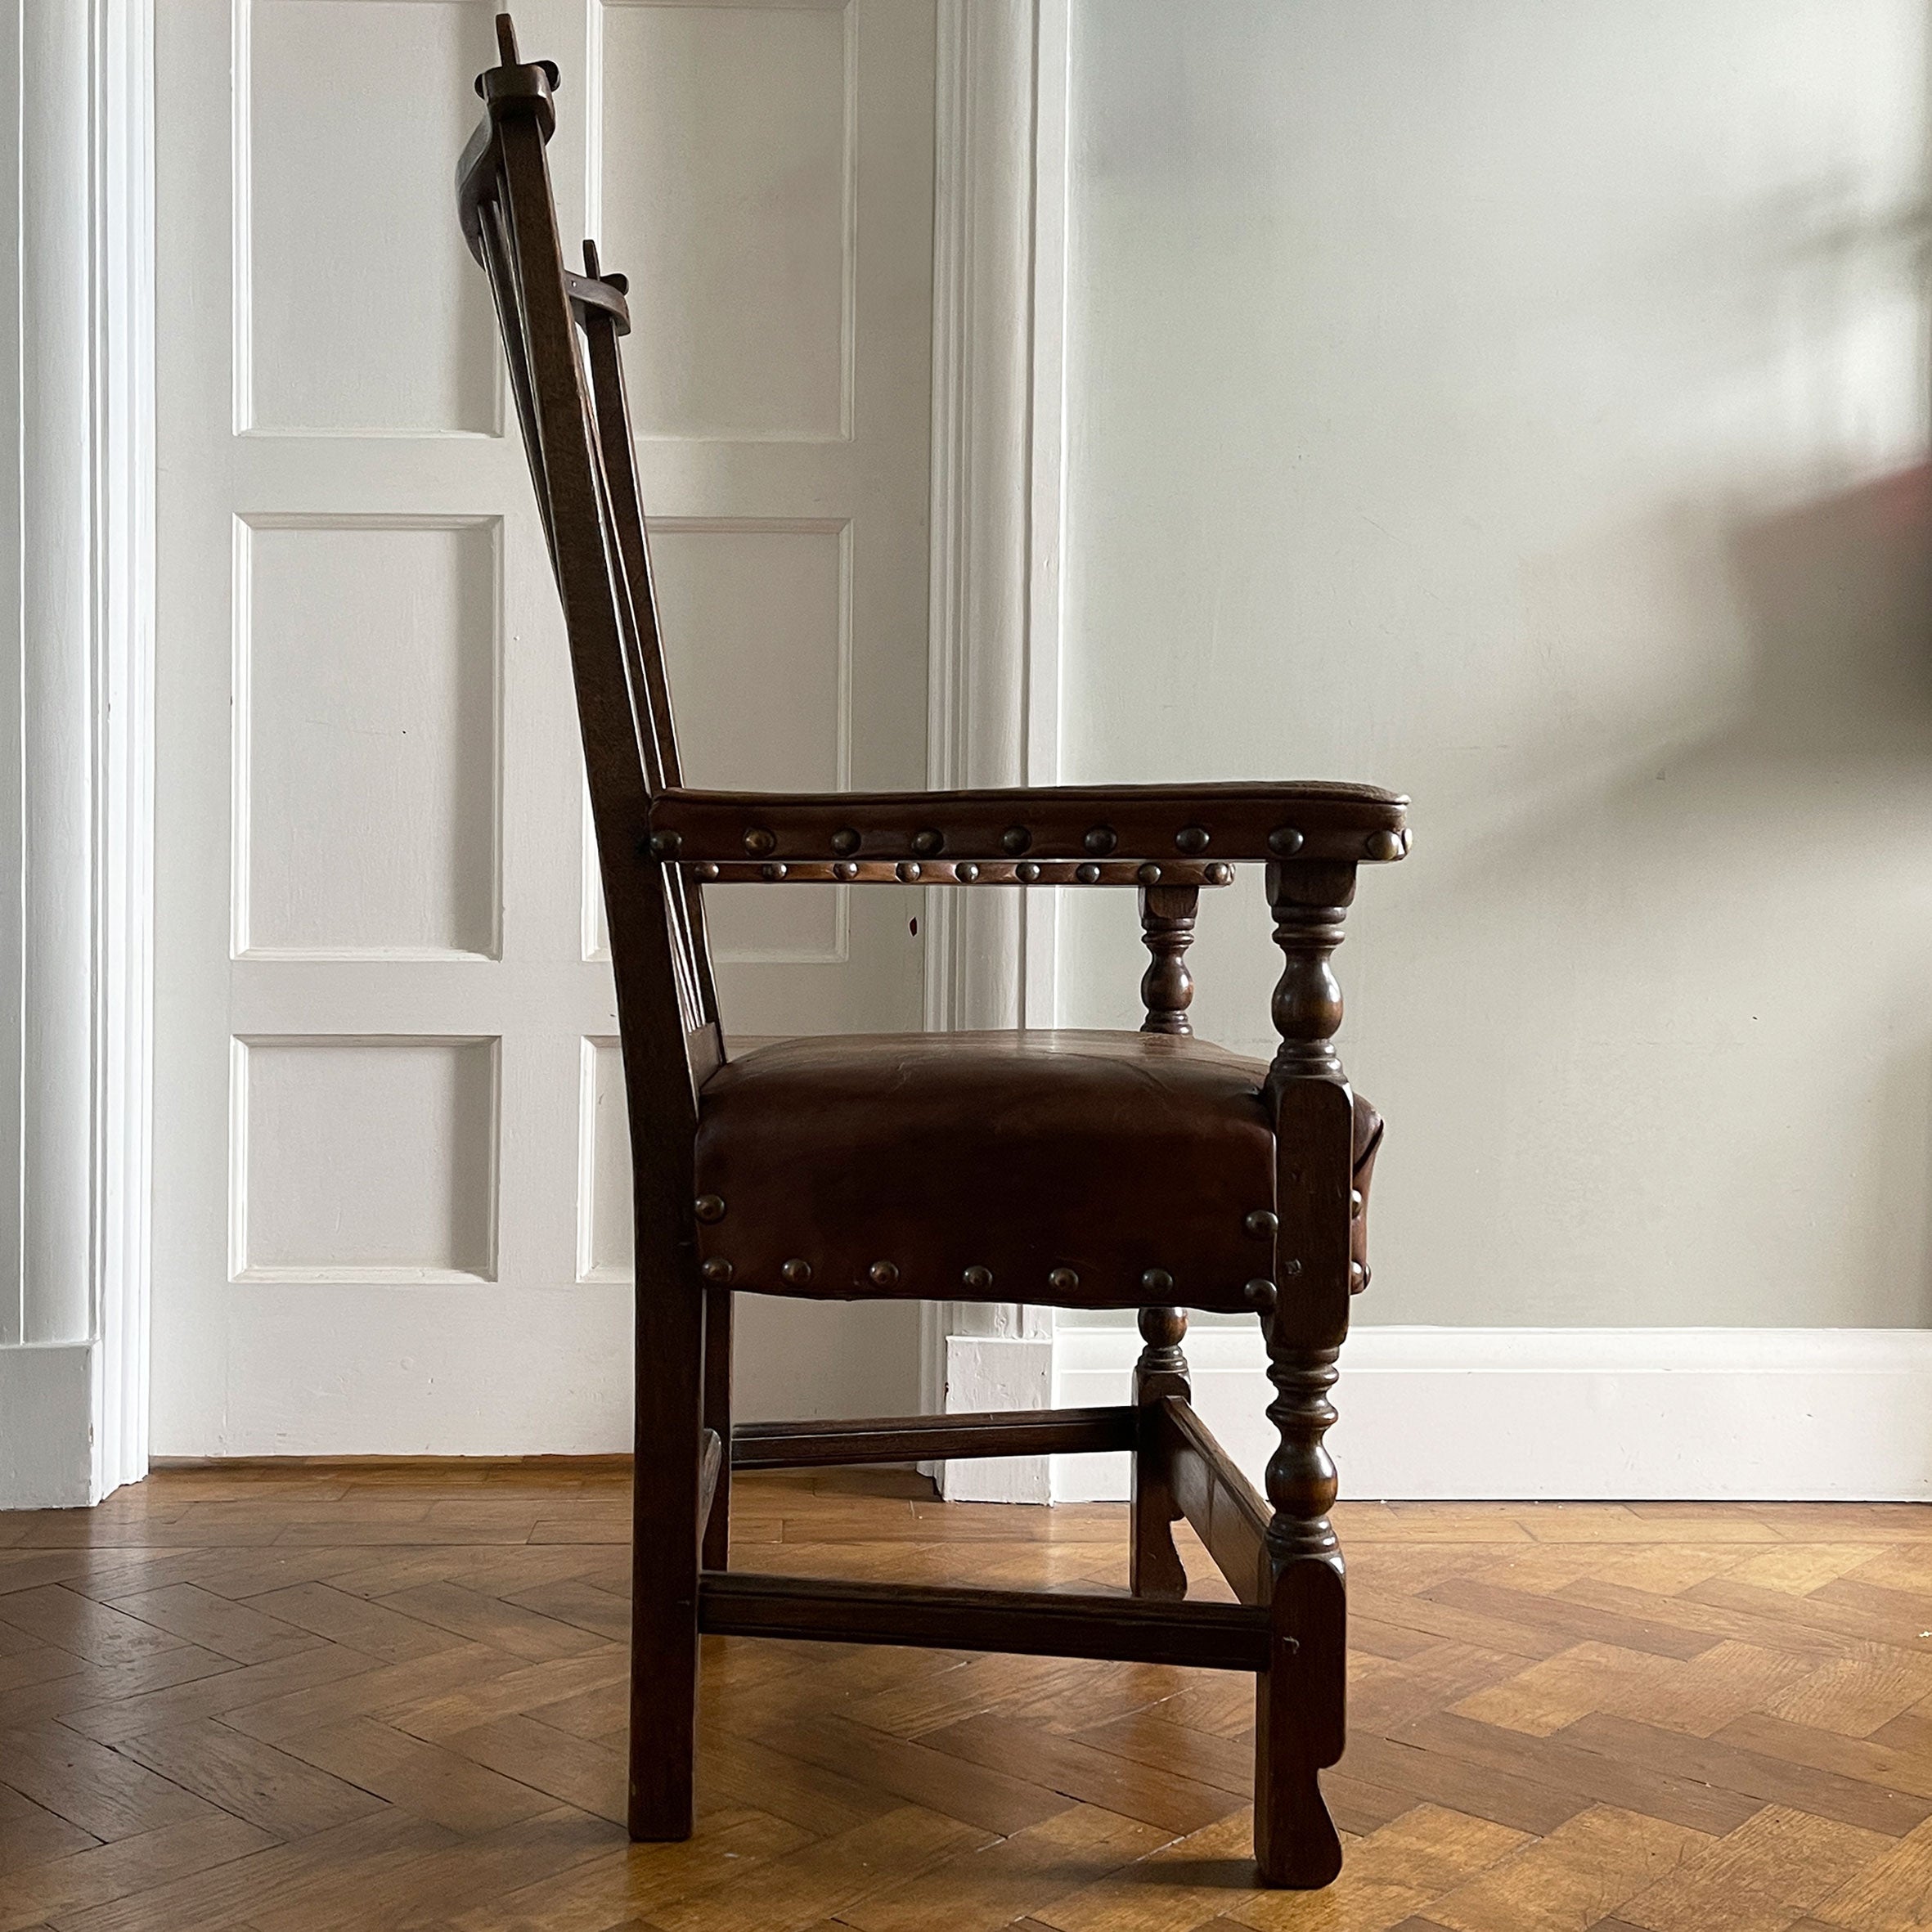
[458,11,721,1112]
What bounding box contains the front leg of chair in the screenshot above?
[1252,858,1356,1888]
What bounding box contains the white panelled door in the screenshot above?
[154,0,935,1453]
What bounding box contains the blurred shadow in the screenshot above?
[1727,465,1932,762]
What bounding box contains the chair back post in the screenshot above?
[462,14,717,1836]
[458,13,719,1130]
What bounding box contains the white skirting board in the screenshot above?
[1049,1325,1932,1504]
[0,1342,98,1509]
[941,1332,1054,1503]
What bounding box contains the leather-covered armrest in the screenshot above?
[647,782,1409,867]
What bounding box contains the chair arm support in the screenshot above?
[646,782,1408,867]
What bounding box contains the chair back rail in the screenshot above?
[459,13,721,1117]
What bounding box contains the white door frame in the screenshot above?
[0,0,156,1508]
[920,0,1070,1500]
[0,0,1038,1505]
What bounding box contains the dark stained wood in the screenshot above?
[701,1288,732,1572]
[1129,1315,1190,1603]
[697,1573,1273,1672]
[691,857,1238,888]
[649,783,1409,865]
[1137,883,1199,1034]
[1157,1396,1270,1606]
[731,1407,1139,1471]
[1131,887,1197,1604]
[456,8,1407,1890]
[1252,858,1360,1887]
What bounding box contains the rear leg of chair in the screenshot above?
[1129,1305,1189,1598]
[630,1269,705,1841]
[701,1286,733,1570]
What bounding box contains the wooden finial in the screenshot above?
[495,13,519,63]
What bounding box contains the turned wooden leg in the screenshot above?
[630,1263,704,1841]
[1132,884,1201,1596]
[701,1286,733,1570]
[1252,858,1357,1889]
[1130,1306,1189,1599]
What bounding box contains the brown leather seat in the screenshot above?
[695,1030,1382,1312]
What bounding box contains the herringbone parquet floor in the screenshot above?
[1,1465,1930,1930]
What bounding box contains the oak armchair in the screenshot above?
[459,16,1407,1890]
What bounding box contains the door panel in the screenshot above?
[154,0,933,1452]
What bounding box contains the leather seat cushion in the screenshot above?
[693,1029,1381,1313]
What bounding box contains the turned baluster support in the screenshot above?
[1137,883,1197,1035]
[1130,885,1199,1598]
[1253,858,1357,1889]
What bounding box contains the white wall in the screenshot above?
[1058,0,1932,1332]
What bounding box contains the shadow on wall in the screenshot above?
[1361,462,1932,1329]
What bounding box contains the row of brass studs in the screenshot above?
[651,825,1405,863]
[699,1251,1328,1298]
[682,858,1237,885]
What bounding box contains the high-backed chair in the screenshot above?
[457,15,1407,1889]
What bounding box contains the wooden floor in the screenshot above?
[0,1470,1930,1931]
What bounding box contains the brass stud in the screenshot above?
[781,1257,813,1287]
[1350,1260,1369,1293]
[1365,829,1403,862]
[1016,860,1041,883]
[896,860,922,883]
[1140,1267,1174,1295]
[1243,1278,1278,1314]
[833,860,860,881]
[1244,1209,1278,1239]
[694,1195,726,1223]
[697,861,721,882]
[761,860,787,881]
[1175,826,1209,855]
[744,827,776,856]
[869,1260,901,1288]
[1267,827,1305,856]
[912,829,944,856]
[1137,862,1161,885]
[1075,861,1101,883]
[1204,861,1233,886]
[1083,826,1117,856]
[1001,826,1031,855]
[1047,1265,1081,1293]
[830,827,860,856]
[700,1256,734,1284]
[648,830,681,859]
[1350,1188,1364,1220]
[961,1264,994,1292]
[956,861,980,883]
